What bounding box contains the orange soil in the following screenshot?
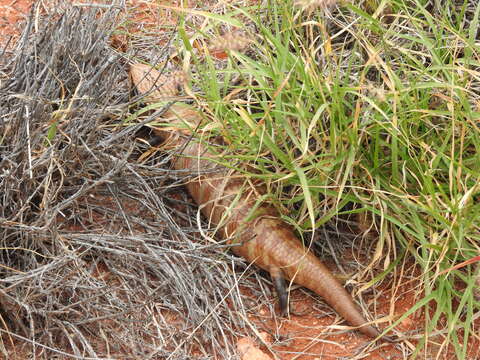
[0,0,31,46]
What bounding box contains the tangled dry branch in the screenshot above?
[0,3,254,359]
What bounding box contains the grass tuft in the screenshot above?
[174,0,480,357]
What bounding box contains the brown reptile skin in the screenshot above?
[131,64,382,339]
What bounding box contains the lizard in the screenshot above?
[130,63,388,340]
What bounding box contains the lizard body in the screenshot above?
[131,63,383,339]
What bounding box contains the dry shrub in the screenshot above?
[0,3,250,359]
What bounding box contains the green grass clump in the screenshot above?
[172,0,480,358]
